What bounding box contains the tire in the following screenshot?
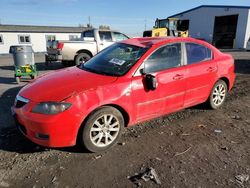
[80,106,124,153]
[30,74,37,79]
[75,53,91,66]
[207,80,228,109]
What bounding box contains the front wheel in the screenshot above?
[207,80,228,109]
[80,106,124,152]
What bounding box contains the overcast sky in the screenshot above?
[0,0,249,36]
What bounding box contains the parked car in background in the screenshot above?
[246,37,250,51]
[13,37,235,152]
[45,28,129,66]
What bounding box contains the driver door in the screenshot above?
[131,43,186,121]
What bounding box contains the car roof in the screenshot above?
[84,28,119,32]
[121,37,206,48]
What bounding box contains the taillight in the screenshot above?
[57,42,64,50]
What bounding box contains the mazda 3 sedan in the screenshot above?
[12,37,235,152]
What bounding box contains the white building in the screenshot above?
[0,25,87,54]
[169,5,250,49]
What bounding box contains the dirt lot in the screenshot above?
[0,51,249,188]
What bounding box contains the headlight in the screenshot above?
[32,102,72,115]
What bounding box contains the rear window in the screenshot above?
[47,40,58,49]
[186,43,212,65]
[82,30,94,38]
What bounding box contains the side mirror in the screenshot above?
[145,74,157,91]
[139,68,146,75]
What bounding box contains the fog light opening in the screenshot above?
[35,133,49,140]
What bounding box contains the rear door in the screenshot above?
[131,43,186,121]
[184,43,217,107]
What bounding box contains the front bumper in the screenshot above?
[12,101,83,148]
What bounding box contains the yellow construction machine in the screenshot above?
[143,17,189,38]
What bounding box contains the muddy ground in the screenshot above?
[0,51,249,188]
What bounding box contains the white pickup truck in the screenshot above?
[45,29,129,66]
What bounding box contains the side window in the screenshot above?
[0,35,3,44]
[145,43,182,73]
[18,35,31,44]
[186,43,212,65]
[82,30,94,38]
[99,31,112,42]
[113,32,129,41]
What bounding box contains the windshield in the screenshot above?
[155,19,169,28]
[79,43,148,76]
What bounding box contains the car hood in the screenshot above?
[19,66,118,102]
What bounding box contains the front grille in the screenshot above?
[15,100,27,108]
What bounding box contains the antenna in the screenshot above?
[144,19,147,31]
[88,16,91,27]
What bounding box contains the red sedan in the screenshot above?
[13,37,235,152]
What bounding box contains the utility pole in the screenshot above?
[88,16,91,27]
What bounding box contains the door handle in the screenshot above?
[207,67,217,72]
[173,74,184,80]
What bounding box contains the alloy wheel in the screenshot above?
[212,83,226,106]
[90,114,120,147]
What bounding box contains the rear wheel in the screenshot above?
[80,106,124,152]
[208,80,228,109]
[75,53,91,66]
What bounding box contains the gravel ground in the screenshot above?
[0,51,249,188]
